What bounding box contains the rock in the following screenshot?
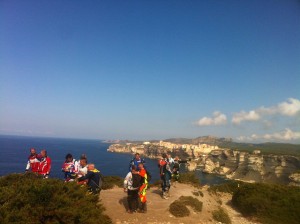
[289,172,300,186]
[204,149,300,184]
[203,158,217,173]
[108,142,300,184]
[187,161,197,171]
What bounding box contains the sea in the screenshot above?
[0,135,228,185]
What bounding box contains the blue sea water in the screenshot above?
[0,135,227,185]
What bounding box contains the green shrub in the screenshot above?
[102,176,123,190]
[192,191,200,196]
[212,207,231,224]
[179,196,203,212]
[232,183,300,224]
[0,173,112,224]
[208,180,245,194]
[192,190,203,197]
[199,190,204,197]
[169,196,202,217]
[169,200,190,217]
[178,172,200,187]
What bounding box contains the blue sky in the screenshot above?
[1,0,300,142]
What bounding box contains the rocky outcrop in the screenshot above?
[203,149,300,184]
[107,143,190,159]
[108,142,300,185]
[187,161,197,171]
[289,172,300,186]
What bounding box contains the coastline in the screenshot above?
[107,141,300,186]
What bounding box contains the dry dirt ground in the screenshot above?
[100,183,259,224]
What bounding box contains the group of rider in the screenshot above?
[26,148,52,178]
[26,148,186,213]
[61,153,103,194]
[25,148,103,194]
[124,152,186,213]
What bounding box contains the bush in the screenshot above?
[208,180,245,194]
[178,196,203,212]
[232,183,300,224]
[169,201,190,217]
[192,190,204,197]
[102,176,123,190]
[178,172,200,187]
[199,190,204,197]
[212,207,231,224]
[0,173,112,224]
[169,196,202,217]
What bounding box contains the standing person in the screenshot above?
[78,164,103,194]
[62,153,78,182]
[172,156,180,186]
[25,148,40,173]
[172,157,188,187]
[136,163,148,213]
[167,153,175,166]
[124,165,141,213]
[129,153,146,171]
[158,153,171,199]
[166,153,174,185]
[38,149,51,179]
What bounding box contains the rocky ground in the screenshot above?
[100,183,259,224]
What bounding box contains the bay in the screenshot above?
[0,135,228,185]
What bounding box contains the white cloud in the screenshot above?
[233,98,300,125]
[277,98,300,116]
[263,128,300,141]
[197,111,227,126]
[232,110,260,124]
[237,128,300,142]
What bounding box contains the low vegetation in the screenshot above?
[0,173,112,224]
[209,181,300,223]
[219,142,300,156]
[178,172,200,187]
[169,196,203,217]
[192,190,204,197]
[208,180,245,194]
[102,175,123,190]
[212,207,231,224]
[232,183,300,224]
[169,200,190,217]
[166,136,300,156]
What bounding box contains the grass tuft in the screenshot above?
[169,196,203,217]
[169,201,190,217]
[212,207,231,224]
[102,176,123,190]
[178,172,200,187]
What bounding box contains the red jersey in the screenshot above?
[38,156,51,175]
[26,154,41,173]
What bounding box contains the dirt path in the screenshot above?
[100,183,259,224]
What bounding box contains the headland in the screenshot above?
[107,136,300,186]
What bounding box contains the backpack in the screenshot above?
[132,173,142,188]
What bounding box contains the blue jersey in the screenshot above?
[129,158,146,171]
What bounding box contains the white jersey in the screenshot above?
[78,165,88,176]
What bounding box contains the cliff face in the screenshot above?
[107,143,190,159]
[202,149,300,184]
[108,142,300,185]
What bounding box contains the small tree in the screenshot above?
[0,173,112,224]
